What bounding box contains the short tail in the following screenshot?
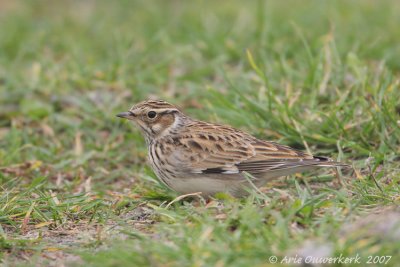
[312,156,350,168]
[258,157,350,180]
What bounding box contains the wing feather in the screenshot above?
[166,123,323,176]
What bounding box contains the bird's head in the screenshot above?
[117,100,183,140]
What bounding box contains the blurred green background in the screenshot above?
[0,1,399,266]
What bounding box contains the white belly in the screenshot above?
[165,174,253,197]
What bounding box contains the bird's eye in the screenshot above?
[147,111,157,119]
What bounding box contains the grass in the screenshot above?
[1,0,400,266]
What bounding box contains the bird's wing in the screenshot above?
[167,125,327,177]
[171,130,256,174]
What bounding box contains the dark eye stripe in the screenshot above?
[160,109,179,114]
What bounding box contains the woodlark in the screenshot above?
[117,100,348,197]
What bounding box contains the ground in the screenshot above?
[0,1,399,266]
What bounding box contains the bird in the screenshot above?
[117,100,348,197]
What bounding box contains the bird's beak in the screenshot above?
[116,111,136,120]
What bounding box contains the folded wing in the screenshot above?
[167,124,343,178]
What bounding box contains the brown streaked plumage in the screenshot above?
[117,100,348,197]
